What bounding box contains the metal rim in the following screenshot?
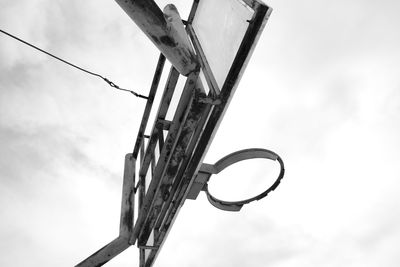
[204,149,285,211]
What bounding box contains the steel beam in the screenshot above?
[130,72,200,245]
[133,54,166,159]
[119,154,136,236]
[75,155,136,267]
[75,237,130,267]
[114,0,198,76]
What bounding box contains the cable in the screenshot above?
[0,28,148,100]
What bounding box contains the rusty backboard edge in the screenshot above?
[187,0,199,24]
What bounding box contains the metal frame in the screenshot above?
[76,1,276,266]
[137,2,274,266]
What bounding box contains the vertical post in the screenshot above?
[76,154,136,267]
[114,0,198,76]
[119,153,136,237]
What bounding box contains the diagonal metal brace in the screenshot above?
[75,154,136,267]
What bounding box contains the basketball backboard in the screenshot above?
[187,0,271,96]
[76,1,273,266]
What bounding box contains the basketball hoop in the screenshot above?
[192,148,284,211]
[76,0,280,266]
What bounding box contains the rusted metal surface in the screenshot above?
[138,86,207,245]
[114,0,198,76]
[153,103,212,230]
[75,237,130,267]
[138,97,213,266]
[138,66,179,173]
[143,111,214,266]
[163,4,195,56]
[134,73,209,267]
[75,155,136,267]
[131,71,200,245]
[133,54,166,159]
[119,154,136,236]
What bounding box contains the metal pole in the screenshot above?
[114,0,198,76]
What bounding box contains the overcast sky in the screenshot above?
[1,0,400,266]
